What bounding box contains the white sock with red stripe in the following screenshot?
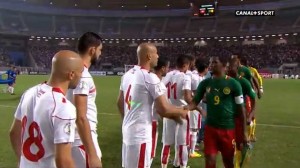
[161,145,171,168]
[190,131,198,154]
[175,145,189,167]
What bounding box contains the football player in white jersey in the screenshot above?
[9,51,83,168]
[186,56,203,158]
[161,54,195,168]
[68,32,103,168]
[117,43,188,168]
[194,59,209,146]
[151,57,170,166]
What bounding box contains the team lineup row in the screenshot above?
[9,32,263,168]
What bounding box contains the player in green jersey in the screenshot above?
[227,57,257,168]
[185,56,247,168]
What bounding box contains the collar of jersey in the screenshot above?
[52,87,65,95]
[136,65,150,72]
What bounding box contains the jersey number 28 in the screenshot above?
[21,116,45,162]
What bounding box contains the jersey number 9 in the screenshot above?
[214,95,220,105]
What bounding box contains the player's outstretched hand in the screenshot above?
[88,156,102,168]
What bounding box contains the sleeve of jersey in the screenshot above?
[232,80,244,105]
[254,69,263,87]
[14,94,25,120]
[244,79,256,100]
[73,78,90,95]
[191,76,199,91]
[147,74,165,100]
[182,75,192,90]
[193,79,206,104]
[52,104,76,144]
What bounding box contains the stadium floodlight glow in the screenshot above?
[121,39,125,41]
[261,38,264,41]
[71,38,75,40]
[50,1,53,5]
[66,38,69,40]
[164,38,169,40]
[60,38,64,40]
[206,37,211,40]
[246,36,249,38]
[218,39,222,41]
[240,36,243,39]
[226,39,230,41]
[37,39,41,41]
[226,37,230,39]
[103,41,106,43]
[280,37,283,40]
[98,5,101,8]
[121,5,124,8]
[116,41,119,43]
[265,35,269,37]
[30,36,35,38]
[220,37,224,39]
[178,41,181,43]
[45,39,48,41]
[278,34,282,36]
[143,38,147,40]
[188,38,192,40]
[37,36,40,39]
[171,41,174,43]
[42,37,46,39]
[137,38,140,40]
[181,38,185,40]
[272,34,276,36]
[167,4,170,7]
[55,37,59,40]
[233,37,237,39]
[258,35,262,38]
[200,38,204,40]
[74,3,77,7]
[214,37,218,39]
[252,36,256,38]
[234,39,237,41]
[293,33,298,35]
[159,39,162,41]
[184,41,187,43]
[29,39,33,41]
[176,38,179,40]
[285,33,289,36]
[193,38,197,40]
[252,39,255,41]
[144,5,147,8]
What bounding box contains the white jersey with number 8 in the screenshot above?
[14,83,76,168]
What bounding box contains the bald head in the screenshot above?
[51,50,83,89]
[137,43,159,68]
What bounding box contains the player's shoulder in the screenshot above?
[52,89,76,119]
[81,67,93,78]
[145,72,160,85]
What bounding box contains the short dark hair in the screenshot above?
[211,56,228,67]
[77,32,102,55]
[240,56,249,66]
[154,57,169,71]
[195,58,208,73]
[176,54,190,68]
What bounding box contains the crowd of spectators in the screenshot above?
[28,43,300,70]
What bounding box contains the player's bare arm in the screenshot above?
[74,94,102,168]
[183,89,193,104]
[117,90,125,119]
[9,119,22,164]
[55,143,75,168]
[155,95,188,119]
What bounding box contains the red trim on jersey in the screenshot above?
[52,115,75,121]
[140,66,150,72]
[186,114,190,146]
[151,121,158,158]
[50,92,57,127]
[79,145,89,168]
[89,88,96,93]
[52,87,65,95]
[161,145,170,164]
[138,143,146,168]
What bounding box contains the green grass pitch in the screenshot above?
[0,75,300,168]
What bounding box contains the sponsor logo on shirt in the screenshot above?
[64,123,71,135]
[206,87,211,93]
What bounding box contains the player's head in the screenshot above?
[231,53,242,65]
[51,50,84,89]
[77,32,103,66]
[209,56,227,75]
[154,57,170,77]
[227,57,239,77]
[137,43,159,69]
[240,56,249,67]
[195,58,208,75]
[187,55,196,71]
[176,54,190,72]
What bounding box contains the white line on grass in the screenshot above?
[1,104,300,128]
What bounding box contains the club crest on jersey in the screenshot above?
[206,87,211,93]
[223,87,231,95]
[64,123,71,134]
